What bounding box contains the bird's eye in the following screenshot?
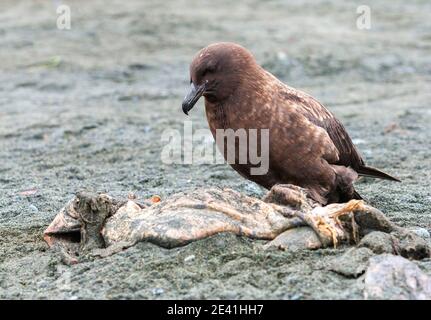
[202,65,216,77]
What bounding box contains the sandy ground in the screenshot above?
[0,0,430,299]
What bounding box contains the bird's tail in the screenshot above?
[356,165,401,182]
[352,190,363,200]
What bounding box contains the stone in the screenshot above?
[409,227,430,239]
[392,230,431,260]
[358,231,395,255]
[264,227,322,251]
[184,255,196,263]
[29,204,39,213]
[330,247,374,278]
[359,230,431,260]
[364,254,431,300]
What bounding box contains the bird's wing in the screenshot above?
[282,89,365,169]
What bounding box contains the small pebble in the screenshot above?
[152,288,164,296]
[151,195,161,203]
[184,254,196,263]
[276,51,287,61]
[409,227,430,239]
[37,280,49,288]
[143,126,152,133]
[352,138,366,145]
[127,192,137,200]
[290,293,303,300]
[29,204,39,212]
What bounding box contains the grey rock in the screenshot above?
[393,230,431,260]
[264,227,322,251]
[364,254,431,300]
[330,247,374,278]
[408,227,430,239]
[184,254,196,263]
[152,288,164,296]
[28,204,39,213]
[359,231,395,255]
[359,230,431,260]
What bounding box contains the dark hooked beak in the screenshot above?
[182,82,206,115]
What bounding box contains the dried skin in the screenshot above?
[103,188,306,248]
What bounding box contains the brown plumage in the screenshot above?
[182,42,400,205]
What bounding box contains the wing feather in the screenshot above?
[282,89,365,169]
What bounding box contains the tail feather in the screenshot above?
[355,166,401,182]
[353,190,363,200]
